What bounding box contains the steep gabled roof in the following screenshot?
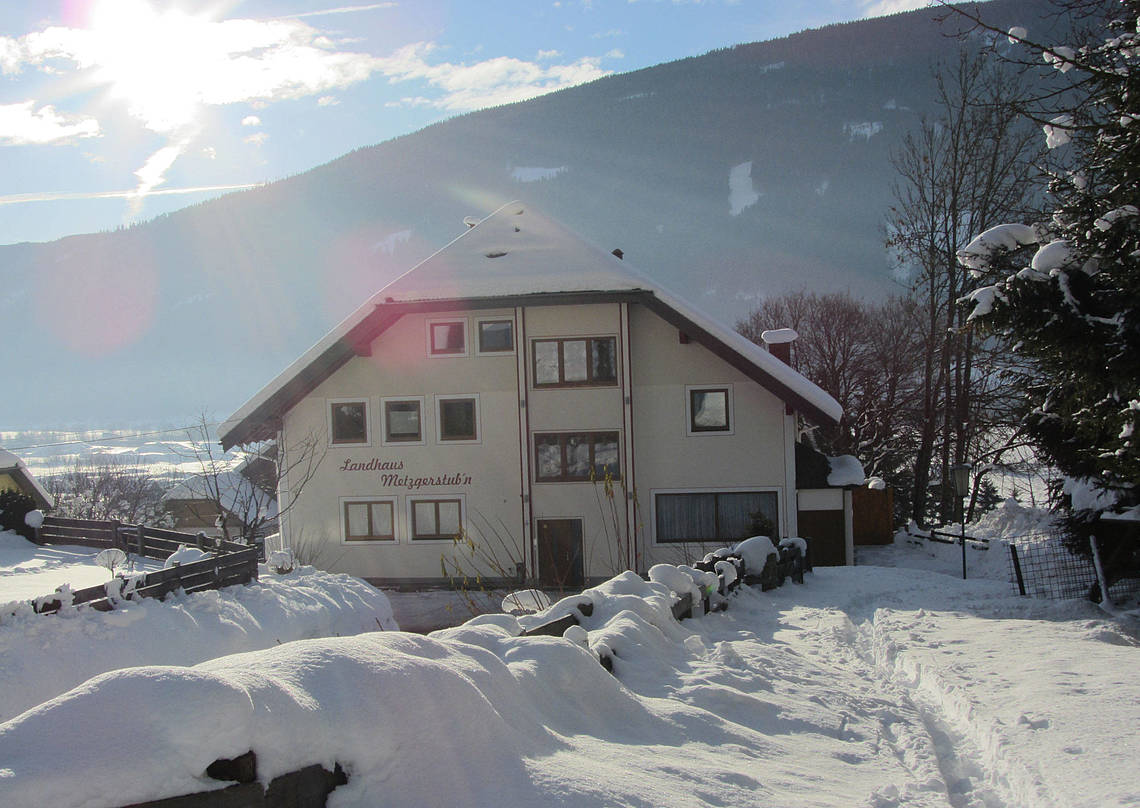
[220,202,841,448]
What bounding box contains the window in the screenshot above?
[532,337,618,387]
[410,497,463,540]
[381,397,424,445]
[329,400,369,445]
[534,432,621,481]
[437,395,479,442]
[427,318,467,357]
[654,490,778,544]
[477,319,514,354]
[687,385,733,434]
[343,498,396,542]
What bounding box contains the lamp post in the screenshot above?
[951,463,972,580]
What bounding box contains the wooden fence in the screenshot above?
[35,516,250,558]
[29,516,260,615]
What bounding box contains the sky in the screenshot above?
[0,0,928,246]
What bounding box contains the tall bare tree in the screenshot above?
[886,48,1041,523]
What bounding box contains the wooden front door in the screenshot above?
[537,519,584,590]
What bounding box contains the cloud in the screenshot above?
[0,183,261,206]
[606,49,624,59]
[591,29,624,39]
[317,95,339,106]
[242,115,262,126]
[0,101,100,145]
[376,43,611,111]
[537,49,562,60]
[128,138,191,213]
[859,0,932,17]
[283,3,397,19]
[244,132,269,146]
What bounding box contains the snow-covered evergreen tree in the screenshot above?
[959,1,1140,517]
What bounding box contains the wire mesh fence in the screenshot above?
[1006,532,1140,603]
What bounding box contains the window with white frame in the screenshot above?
[381,397,425,445]
[409,497,463,540]
[654,490,778,544]
[476,318,514,354]
[686,385,733,434]
[342,498,396,542]
[436,394,479,442]
[534,431,621,482]
[329,399,370,445]
[427,318,468,357]
[532,336,618,387]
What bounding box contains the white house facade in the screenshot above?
[219,203,842,588]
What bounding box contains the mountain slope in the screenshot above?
[0,0,1055,428]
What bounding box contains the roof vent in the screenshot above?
[612,248,624,260]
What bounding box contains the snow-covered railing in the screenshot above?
[30,545,260,615]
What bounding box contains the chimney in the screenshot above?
[761,328,798,365]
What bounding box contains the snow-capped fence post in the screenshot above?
[136,524,145,556]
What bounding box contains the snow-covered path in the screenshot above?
[1,564,1135,808]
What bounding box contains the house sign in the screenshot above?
[339,458,473,489]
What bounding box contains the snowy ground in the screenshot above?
[0,531,397,723]
[0,510,1137,808]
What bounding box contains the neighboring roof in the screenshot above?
[220,202,842,448]
[0,448,55,509]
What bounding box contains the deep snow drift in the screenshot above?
[1,552,1136,808]
[0,531,397,723]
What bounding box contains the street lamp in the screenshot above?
[950,463,972,580]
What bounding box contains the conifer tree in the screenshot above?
[958,0,1140,514]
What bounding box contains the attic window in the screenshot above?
[485,251,508,259]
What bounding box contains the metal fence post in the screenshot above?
[1090,534,1114,607]
[1009,544,1026,596]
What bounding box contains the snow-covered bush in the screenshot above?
[0,490,38,541]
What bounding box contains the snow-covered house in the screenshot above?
[0,448,54,510]
[219,203,842,587]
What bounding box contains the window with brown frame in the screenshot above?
[532,337,618,387]
[437,396,478,442]
[688,387,731,433]
[383,398,423,443]
[330,400,369,444]
[343,499,395,541]
[410,498,463,540]
[534,431,621,482]
[428,319,467,356]
[477,319,514,353]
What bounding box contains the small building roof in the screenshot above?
[0,448,55,509]
[220,202,841,448]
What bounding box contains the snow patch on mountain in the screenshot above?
[728,161,761,216]
[843,121,883,140]
[510,165,567,182]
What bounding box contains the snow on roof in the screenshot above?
[220,202,841,444]
[0,447,55,509]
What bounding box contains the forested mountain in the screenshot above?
[2,0,1057,427]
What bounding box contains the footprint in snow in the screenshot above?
[1017,713,1050,730]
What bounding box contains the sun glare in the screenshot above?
[85,0,221,132]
